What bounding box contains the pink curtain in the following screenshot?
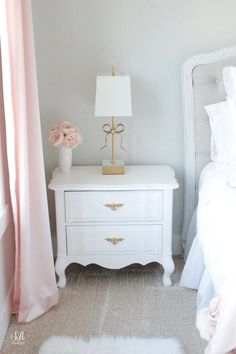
[0,0,59,322]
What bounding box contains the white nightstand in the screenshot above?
[49,165,179,288]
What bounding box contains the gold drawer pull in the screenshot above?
[105,237,125,245]
[104,203,124,211]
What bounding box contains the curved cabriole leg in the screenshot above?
[55,257,67,288]
[162,256,175,287]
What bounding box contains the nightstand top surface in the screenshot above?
[49,165,179,191]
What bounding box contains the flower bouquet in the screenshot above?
[48,121,82,173]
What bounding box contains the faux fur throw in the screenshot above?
[39,335,185,354]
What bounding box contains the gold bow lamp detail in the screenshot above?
[95,66,132,175]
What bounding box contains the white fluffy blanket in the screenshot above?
[196,163,236,354]
[38,336,185,354]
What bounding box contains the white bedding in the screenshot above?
[198,162,236,295]
[183,162,236,354]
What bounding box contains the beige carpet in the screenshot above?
[1,257,205,354]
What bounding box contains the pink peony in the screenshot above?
[48,128,64,147]
[49,121,82,149]
[64,131,82,149]
[60,121,77,135]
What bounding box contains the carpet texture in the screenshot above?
[2,258,205,354]
[39,336,185,354]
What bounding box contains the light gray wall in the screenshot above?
[31,0,236,254]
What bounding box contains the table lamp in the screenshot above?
[95,66,132,175]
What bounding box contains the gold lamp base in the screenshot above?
[102,160,125,175]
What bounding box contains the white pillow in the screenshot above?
[227,95,236,123]
[227,95,236,142]
[205,100,236,165]
[223,66,236,103]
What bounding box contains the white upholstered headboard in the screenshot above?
[181,46,236,245]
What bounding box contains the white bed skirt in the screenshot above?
[180,234,216,310]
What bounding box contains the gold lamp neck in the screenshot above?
[112,65,115,76]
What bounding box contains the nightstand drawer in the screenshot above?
[66,224,162,255]
[65,191,163,222]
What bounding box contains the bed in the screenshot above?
[180,46,236,354]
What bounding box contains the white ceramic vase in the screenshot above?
[58,145,72,173]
